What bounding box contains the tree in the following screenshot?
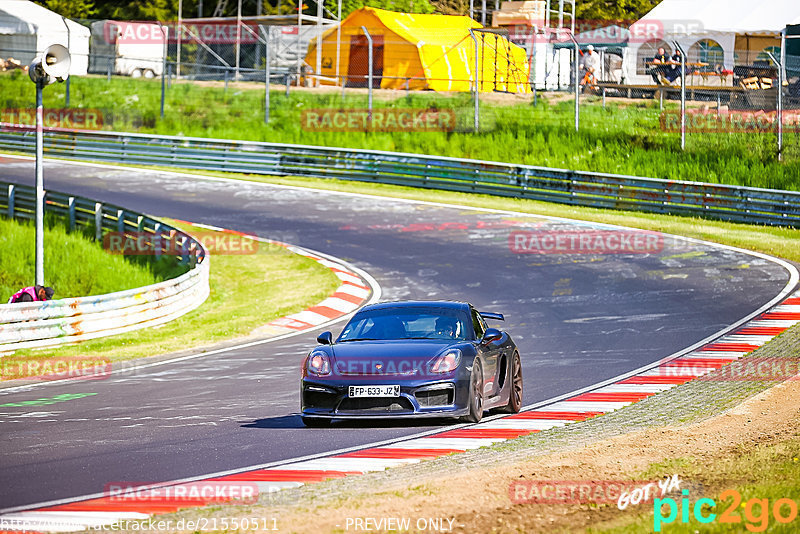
[574,0,660,23]
[324,0,434,20]
[31,0,97,19]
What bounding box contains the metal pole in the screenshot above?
[531,27,537,106]
[296,0,302,83]
[262,25,270,124]
[65,77,70,108]
[161,26,168,118]
[177,0,182,78]
[767,48,784,161]
[676,42,686,151]
[481,0,486,26]
[235,0,242,81]
[35,81,45,286]
[573,39,579,132]
[335,0,342,84]
[315,0,323,87]
[470,29,479,132]
[361,26,373,127]
[780,31,785,162]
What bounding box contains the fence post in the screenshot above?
[570,33,580,132]
[153,222,162,260]
[261,25,270,124]
[160,25,168,119]
[469,29,480,132]
[94,202,103,241]
[117,209,125,234]
[285,73,291,97]
[673,41,687,151]
[361,26,373,128]
[767,47,784,162]
[7,184,14,218]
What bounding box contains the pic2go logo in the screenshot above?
[654,489,800,532]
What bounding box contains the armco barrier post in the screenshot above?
[7,184,14,218]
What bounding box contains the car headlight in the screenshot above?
[306,350,332,376]
[429,349,461,374]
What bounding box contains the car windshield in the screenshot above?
[337,307,471,342]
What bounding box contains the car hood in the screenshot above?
[330,340,461,377]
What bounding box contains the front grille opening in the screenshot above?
[303,388,338,409]
[415,386,455,407]
[338,397,414,412]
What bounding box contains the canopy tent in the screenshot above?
[0,0,90,75]
[305,7,530,93]
[625,0,800,83]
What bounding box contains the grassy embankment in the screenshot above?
[0,216,341,379]
[0,215,174,300]
[0,70,797,190]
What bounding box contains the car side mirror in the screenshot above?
[317,331,333,345]
[481,328,502,344]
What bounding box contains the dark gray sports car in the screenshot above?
[300,301,522,426]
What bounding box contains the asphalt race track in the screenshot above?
[0,156,795,510]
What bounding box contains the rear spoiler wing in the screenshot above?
[479,311,505,321]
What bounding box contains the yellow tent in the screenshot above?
[305,7,530,93]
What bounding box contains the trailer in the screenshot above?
[89,20,165,78]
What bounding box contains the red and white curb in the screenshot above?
[3,289,798,532]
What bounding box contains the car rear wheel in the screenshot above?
[496,351,522,414]
[460,360,483,423]
[301,416,331,427]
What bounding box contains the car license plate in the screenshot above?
[349,385,400,398]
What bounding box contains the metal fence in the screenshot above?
[0,181,210,353]
[0,125,798,228]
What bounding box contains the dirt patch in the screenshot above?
[260,377,800,533]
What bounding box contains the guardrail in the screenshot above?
[0,125,799,227]
[0,181,209,353]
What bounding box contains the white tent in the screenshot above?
[625,0,800,84]
[0,0,90,75]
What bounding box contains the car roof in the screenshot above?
[359,300,471,313]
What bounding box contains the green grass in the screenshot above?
[0,215,179,301]
[3,219,342,372]
[2,70,798,190]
